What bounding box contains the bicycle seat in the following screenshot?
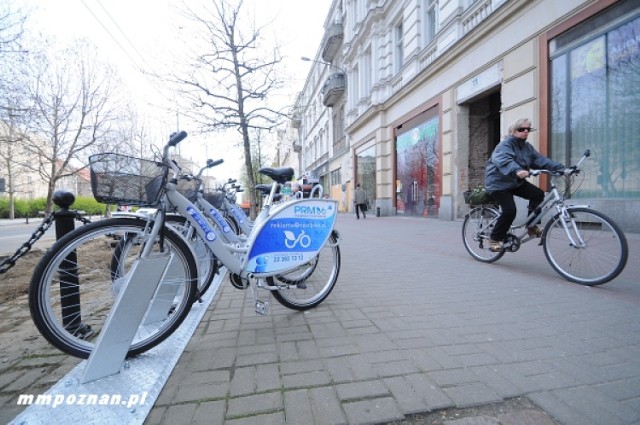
[259,167,294,184]
[255,184,275,195]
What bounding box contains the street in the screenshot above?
[0,219,58,256]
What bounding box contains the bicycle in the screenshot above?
[29,131,341,359]
[462,149,628,286]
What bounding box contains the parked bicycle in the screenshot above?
[29,131,341,359]
[462,149,628,285]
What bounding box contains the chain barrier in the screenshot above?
[0,211,92,275]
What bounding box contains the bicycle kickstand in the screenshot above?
[250,278,270,316]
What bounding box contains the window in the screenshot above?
[549,1,640,199]
[330,168,342,186]
[395,21,404,73]
[424,0,438,46]
[362,48,372,96]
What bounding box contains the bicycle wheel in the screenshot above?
[462,206,504,263]
[543,207,628,285]
[267,230,340,310]
[111,215,218,296]
[29,217,198,359]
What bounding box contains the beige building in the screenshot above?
[291,0,639,232]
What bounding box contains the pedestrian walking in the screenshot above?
[354,183,367,219]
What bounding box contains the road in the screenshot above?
[0,219,59,256]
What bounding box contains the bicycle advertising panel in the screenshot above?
[245,200,338,275]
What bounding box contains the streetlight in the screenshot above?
[301,56,346,76]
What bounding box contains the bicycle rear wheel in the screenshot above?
[543,207,628,285]
[29,217,198,359]
[462,206,504,263]
[267,230,340,310]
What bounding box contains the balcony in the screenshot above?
[321,23,343,62]
[321,73,346,107]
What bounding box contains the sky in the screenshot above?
[16,0,333,180]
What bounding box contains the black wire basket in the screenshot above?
[89,153,167,206]
[176,177,202,203]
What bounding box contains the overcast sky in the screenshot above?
[18,0,333,179]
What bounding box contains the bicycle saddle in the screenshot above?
[259,167,295,184]
[255,184,274,194]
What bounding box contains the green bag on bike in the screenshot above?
[464,185,493,205]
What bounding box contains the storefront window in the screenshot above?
[550,4,640,199]
[356,146,376,210]
[396,115,440,216]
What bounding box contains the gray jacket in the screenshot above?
[484,135,564,192]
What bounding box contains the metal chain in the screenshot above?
[0,211,92,274]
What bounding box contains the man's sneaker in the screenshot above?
[489,239,503,252]
[527,225,543,238]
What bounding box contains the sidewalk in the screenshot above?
[148,214,640,424]
[2,214,639,424]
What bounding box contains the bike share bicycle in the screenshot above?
[29,131,340,359]
[462,149,628,286]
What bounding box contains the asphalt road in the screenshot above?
[0,218,59,256]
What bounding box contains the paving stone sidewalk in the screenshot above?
[2,214,639,424]
[148,215,640,425]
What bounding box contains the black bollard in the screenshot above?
[53,191,86,336]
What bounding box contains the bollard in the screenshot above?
[376,206,381,217]
[53,191,85,335]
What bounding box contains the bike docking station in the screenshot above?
[12,262,226,425]
[12,196,339,424]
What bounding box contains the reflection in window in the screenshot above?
[396,116,440,217]
[550,10,640,199]
[356,146,376,209]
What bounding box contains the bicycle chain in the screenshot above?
[0,211,92,274]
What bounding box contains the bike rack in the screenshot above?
[81,253,174,383]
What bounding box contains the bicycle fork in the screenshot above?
[556,206,587,249]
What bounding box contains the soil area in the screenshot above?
[0,249,45,303]
[386,396,560,424]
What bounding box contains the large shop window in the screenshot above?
[396,114,440,217]
[356,146,376,210]
[550,2,640,199]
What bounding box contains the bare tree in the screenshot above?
[0,3,29,218]
[172,0,287,218]
[22,38,125,212]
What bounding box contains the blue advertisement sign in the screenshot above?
[245,200,337,274]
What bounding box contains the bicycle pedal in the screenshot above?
[255,300,270,316]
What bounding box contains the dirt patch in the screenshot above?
[0,250,46,303]
[385,397,560,424]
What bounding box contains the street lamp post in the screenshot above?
[301,56,347,77]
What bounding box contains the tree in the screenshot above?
[171,0,287,218]
[0,3,29,219]
[21,38,125,212]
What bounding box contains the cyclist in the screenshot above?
[484,118,565,252]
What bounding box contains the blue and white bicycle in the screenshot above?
[28,131,341,359]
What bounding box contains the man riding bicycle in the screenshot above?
[484,118,565,252]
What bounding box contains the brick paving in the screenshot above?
[2,214,639,424]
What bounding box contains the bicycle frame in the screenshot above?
[142,139,338,280]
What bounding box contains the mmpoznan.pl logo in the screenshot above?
[17,392,149,409]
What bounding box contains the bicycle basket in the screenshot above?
[463,185,494,205]
[177,178,202,203]
[203,192,225,209]
[89,153,166,206]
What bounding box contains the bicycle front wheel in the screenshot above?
[543,207,628,285]
[267,230,340,310]
[462,206,504,263]
[29,217,198,359]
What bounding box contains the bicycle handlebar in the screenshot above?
[168,131,188,147]
[529,149,590,178]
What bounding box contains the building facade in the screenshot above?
[292,0,640,232]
